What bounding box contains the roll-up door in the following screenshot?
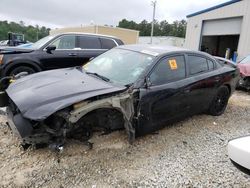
[202,17,242,36]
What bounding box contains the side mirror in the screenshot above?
[144,77,152,89]
[46,45,56,53]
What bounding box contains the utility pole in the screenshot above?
[150,0,156,44]
[36,30,39,41]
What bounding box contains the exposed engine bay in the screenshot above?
[5,91,136,150]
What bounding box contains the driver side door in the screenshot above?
[39,35,79,70]
[137,54,189,135]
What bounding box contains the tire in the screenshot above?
[9,66,36,76]
[236,76,245,89]
[208,86,230,116]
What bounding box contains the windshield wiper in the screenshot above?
[86,71,110,82]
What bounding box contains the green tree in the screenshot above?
[0,20,50,42]
[137,20,151,36]
[118,18,187,38]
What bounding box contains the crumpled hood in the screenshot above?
[237,63,250,77]
[6,67,126,120]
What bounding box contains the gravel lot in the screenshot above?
[0,90,250,187]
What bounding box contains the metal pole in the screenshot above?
[150,0,156,44]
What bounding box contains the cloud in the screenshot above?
[0,0,228,28]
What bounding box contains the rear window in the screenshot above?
[78,36,101,49]
[100,38,116,49]
[188,55,208,75]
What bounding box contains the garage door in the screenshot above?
[202,17,242,36]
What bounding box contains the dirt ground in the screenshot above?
[0,90,250,187]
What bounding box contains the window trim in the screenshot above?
[148,53,187,86]
[43,34,119,51]
[99,37,117,49]
[100,37,119,47]
[207,58,215,70]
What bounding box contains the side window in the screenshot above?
[79,36,101,49]
[150,55,186,85]
[51,35,76,49]
[207,59,214,70]
[188,55,208,75]
[100,38,116,49]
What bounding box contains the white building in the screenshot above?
[185,0,250,60]
[139,36,185,47]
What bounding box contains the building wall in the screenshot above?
[185,0,250,59]
[97,26,139,44]
[50,26,96,35]
[139,36,185,47]
[50,25,139,45]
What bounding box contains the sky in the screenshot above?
[0,0,229,29]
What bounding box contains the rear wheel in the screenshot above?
[208,86,230,116]
[9,66,36,76]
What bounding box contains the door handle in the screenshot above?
[68,53,77,56]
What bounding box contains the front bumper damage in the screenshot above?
[3,90,136,149]
[6,105,55,146]
[6,107,33,139]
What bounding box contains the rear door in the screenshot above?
[39,35,79,69]
[182,54,222,114]
[75,35,106,66]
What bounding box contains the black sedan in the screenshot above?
[1,45,239,149]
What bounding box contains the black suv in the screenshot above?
[0,33,124,77]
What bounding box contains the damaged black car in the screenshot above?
[0,45,240,149]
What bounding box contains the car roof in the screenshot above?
[117,44,191,56]
[117,44,213,58]
[55,32,119,40]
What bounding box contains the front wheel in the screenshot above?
[9,66,36,76]
[208,86,230,116]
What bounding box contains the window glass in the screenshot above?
[100,38,116,49]
[51,35,76,49]
[83,49,154,85]
[150,55,186,85]
[33,35,55,49]
[207,59,214,70]
[79,36,101,49]
[188,56,208,75]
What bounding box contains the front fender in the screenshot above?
[69,93,135,143]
